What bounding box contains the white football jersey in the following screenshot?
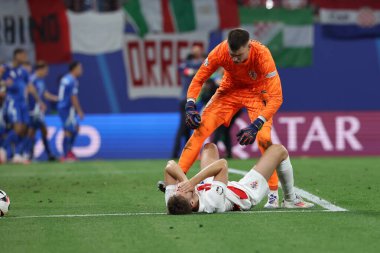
[196,181,227,213]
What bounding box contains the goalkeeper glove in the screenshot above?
[185,100,201,129]
[236,118,264,146]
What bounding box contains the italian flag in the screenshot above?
[124,0,240,36]
[239,7,313,67]
[0,0,124,63]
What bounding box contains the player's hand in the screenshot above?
[185,101,201,129]
[177,180,194,193]
[78,110,84,120]
[39,101,47,112]
[236,118,264,145]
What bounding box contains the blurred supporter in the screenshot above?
[172,45,205,159]
[197,79,218,111]
[25,61,58,161]
[65,0,120,12]
[239,0,309,8]
[64,0,93,12]
[57,61,84,162]
[97,0,120,11]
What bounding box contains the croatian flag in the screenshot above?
[317,0,380,38]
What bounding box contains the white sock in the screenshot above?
[276,156,296,201]
[268,190,278,196]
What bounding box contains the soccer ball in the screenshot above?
[0,190,10,216]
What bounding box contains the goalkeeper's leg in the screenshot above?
[179,90,241,173]
[257,122,279,208]
[178,113,223,174]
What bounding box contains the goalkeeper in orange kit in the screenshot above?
[162,29,283,208]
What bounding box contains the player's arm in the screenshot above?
[71,94,84,120]
[184,45,221,129]
[0,66,13,88]
[237,47,283,145]
[256,47,283,122]
[43,91,59,102]
[164,160,188,185]
[27,83,46,111]
[70,83,83,119]
[178,159,228,192]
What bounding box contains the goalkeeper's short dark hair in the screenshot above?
[227,29,250,51]
[167,195,192,215]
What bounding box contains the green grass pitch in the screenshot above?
[1,157,380,253]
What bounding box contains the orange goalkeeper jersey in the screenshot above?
[187,40,283,121]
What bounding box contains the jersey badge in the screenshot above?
[250,181,258,189]
[203,58,209,67]
[249,70,257,80]
[215,186,224,195]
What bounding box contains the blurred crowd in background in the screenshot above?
[64,0,315,12]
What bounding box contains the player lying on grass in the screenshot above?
[163,143,313,214]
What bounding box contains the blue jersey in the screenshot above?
[57,73,78,111]
[28,74,45,111]
[2,64,29,104]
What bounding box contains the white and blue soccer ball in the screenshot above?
[0,190,10,216]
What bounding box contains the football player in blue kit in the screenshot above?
[0,65,8,163]
[25,61,58,161]
[0,49,46,164]
[57,61,84,161]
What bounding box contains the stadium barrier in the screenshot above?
[35,112,380,160]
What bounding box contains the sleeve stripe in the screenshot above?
[266,71,277,78]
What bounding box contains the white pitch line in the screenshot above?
[293,187,347,212]
[229,168,348,212]
[4,209,340,220]
[1,168,347,220]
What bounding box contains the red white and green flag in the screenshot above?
[124,0,240,36]
[239,7,313,67]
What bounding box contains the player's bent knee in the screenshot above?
[165,160,176,170]
[272,144,288,159]
[219,159,228,169]
[280,145,289,158]
[203,143,218,151]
